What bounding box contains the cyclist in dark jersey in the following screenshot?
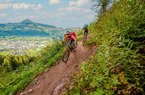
[83,24,88,39]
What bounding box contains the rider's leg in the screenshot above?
[67,40,71,47]
[69,40,76,51]
[85,33,88,39]
[70,40,74,47]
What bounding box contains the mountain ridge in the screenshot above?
[0,19,64,38]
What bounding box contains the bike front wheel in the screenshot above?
[62,50,70,62]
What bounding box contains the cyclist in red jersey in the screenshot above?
[64,31,77,48]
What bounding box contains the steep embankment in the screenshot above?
[69,0,145,95]
[0,42,66,95]
[16,41,96,95]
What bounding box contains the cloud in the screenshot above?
[69,1,76,7]
[0,0,13,3]
[59,6,92,14]
[59,0,92,14]
[0,3,11,10]
[0,3,43,10]
[12,3,43,10]
[0,13,7,17]
[60,7,81,12]
[69,0,89,7]
[18,15,38,21]
[49,0,60,4]
[12,3,29,10]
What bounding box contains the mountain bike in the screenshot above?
[83,33,87,46]
[62,41,77,62]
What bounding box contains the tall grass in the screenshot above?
[0,41,65,95]
[69,0,145,95]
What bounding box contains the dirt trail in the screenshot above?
[17,42,96,95]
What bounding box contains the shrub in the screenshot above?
[69,0,145,94]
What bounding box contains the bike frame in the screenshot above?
[62,40,77,62]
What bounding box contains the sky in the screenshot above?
[0,0,95,28]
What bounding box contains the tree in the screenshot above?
[2,56,13,71]
[92,0,114,13]
[22,55,30,65]
[0,55,4,65]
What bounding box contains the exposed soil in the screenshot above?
[16,41,96,95]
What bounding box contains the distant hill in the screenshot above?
[0,19,65,39]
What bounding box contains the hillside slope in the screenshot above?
[69,0,145,95]
[16,41,96,95]
[0,19,64,38]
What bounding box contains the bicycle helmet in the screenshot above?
[65,31,70,35]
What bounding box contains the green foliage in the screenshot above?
[0,55,4,65]
[70,0,145,95]
[92,0,113,13]
[2,56,13,71]
[22,55,30,65]
[75,29,84,41]
[0,41,65,95]
[1,55,33,72]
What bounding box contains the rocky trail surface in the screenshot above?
[17,41,96,95]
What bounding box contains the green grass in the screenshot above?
[0,51,9,56]
[69,0,145,95]
[76,30,84,41]
[0,42,65,95]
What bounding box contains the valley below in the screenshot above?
[0,19,67,56]
[0,36,53,55]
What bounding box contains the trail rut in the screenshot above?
[17,42,95,95]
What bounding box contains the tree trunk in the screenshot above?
[102,0,108,12]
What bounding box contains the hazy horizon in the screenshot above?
[0,19,83,28]
[0,0,95,28]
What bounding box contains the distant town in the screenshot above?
[0,37,52,55]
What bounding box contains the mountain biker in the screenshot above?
[83,24,88,39]
[64,31,77,48]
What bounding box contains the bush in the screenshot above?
[69,0,145,94]
[22,55,30,65]
[0,41,65,95]
[0,55,4,65]
[2,56,13,71]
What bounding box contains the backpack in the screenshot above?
[69,32,76,38]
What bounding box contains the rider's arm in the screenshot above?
[64,35,68,42]
[71,35,76,43]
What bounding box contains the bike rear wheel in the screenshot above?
[62,49,70,62]
[83,36,86,46]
